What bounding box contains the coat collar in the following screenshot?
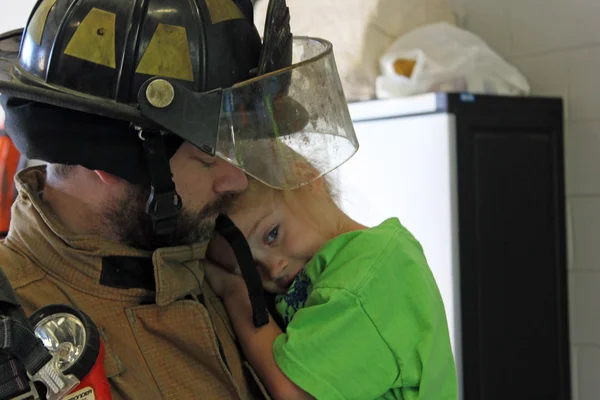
[6,166,210,306]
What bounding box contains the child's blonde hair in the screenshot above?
[232,171,341,239]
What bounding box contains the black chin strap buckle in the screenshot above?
[215,214,269,328]
[140,130,182,238]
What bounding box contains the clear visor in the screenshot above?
[215,37,358,189]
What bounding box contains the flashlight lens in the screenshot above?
[33,313,87,371]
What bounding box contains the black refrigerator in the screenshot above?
[335,92,571,400]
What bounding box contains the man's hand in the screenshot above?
[206,233,241,274]
[204,263,246,300]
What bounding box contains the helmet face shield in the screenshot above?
[138,37,359,190]
[2,28,358,190]
[214,37,359,189]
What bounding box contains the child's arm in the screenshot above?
[205,263,314,400]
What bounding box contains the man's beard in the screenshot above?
[104,184,236,250]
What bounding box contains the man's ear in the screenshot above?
[94,170,120,185]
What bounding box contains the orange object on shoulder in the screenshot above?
[0,108,20,235]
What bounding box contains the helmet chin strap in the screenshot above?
[215,214,269,328]
[138,131,269,327]
[139,130,182,241]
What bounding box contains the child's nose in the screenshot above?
[269,258,287,279]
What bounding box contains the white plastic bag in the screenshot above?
[253,0,457,101]
[376,22,530,98]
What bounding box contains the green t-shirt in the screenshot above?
[273,218,458,400]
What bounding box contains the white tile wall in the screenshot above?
[508,0,600,56]
[570,197,600,272]
[451,0,600,398]
[578,346,600,400]
[509,53,569,99]
[567,48,600,121]
[565,122,600,196]
[569,272,600,344]
[452,0,511,56]
[0,0,38,32]
[571,346,580,400]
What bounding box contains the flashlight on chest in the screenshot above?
[28,305,111,400]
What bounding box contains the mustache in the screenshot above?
[196,193,237,219]
[108,183,241,250]
[175,192,238,245]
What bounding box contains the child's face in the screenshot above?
[230,199,328,294]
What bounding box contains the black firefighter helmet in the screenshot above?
[0,0,358,191]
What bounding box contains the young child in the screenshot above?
[205,174,458,400]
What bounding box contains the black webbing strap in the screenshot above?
[215,214,269,327]
[141,131,182,239]
[0,355,29,399]
[0,268,50,399]
[0,269,38,399]
[0,357,25,379]
[0,318,52,376]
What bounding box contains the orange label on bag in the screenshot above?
[393,59,417,78]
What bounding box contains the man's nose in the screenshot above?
[212,158,248,194]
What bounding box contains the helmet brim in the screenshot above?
[0,29,156,128]
[1,29,308,137]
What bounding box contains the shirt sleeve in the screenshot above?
[273,287,399,400]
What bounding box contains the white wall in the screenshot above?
[449,0,600,399]
[0,0,38,33]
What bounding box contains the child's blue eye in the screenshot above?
[266,225,279,245]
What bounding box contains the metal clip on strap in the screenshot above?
[141,131,182,238]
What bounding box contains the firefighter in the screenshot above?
[0,0,358,398]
